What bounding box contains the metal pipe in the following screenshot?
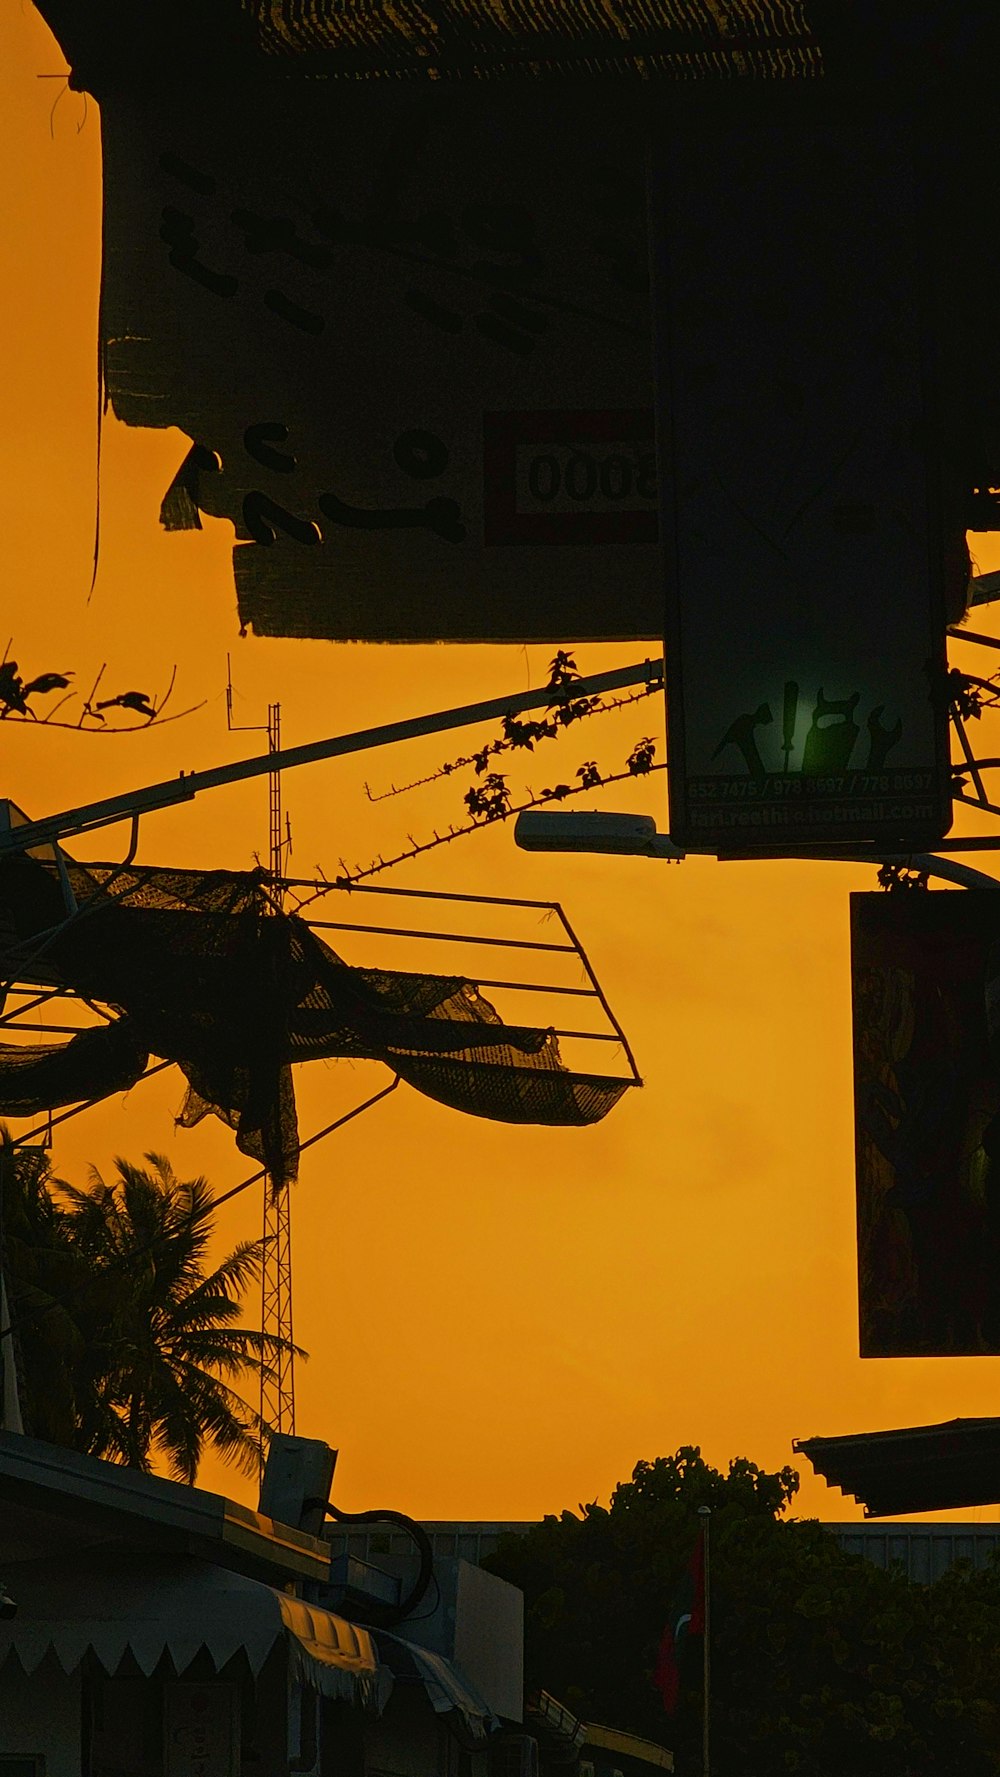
[307,919,575,954]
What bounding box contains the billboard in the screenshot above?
[654,119,952,852]
[97,80,659,642]
[851,890,1000,1358]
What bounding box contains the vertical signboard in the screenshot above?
[164,1682,240,1777]
[654,118,952,850]
[98,81,659,642]
[851,890,1000,1358]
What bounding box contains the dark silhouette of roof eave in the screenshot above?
[33,0,823,92]
[32,0,1000,97]
[794,1419,1000,1518]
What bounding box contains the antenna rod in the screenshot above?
[0,660,663,857]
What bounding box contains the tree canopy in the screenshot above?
[485,1446,1000,1775]
[1,1138,299,1482]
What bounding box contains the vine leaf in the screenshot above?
[330,757,670,893]
[627,736,657,774]
[364,675,660,803]
[464,773,512,822]
[877,863,930,893]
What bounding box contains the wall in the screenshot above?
[362,1687,449,1777]
[828,1521,1000,1582]
[0,1661,81,1777]
[453,1562,522,1724]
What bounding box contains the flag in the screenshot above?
[653,1527,706,1714]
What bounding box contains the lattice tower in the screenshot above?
[259,703,295,1459]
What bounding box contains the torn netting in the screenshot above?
[0,1020,148,1118]
[0,859,633,1184]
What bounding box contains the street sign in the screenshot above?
[851,889,1000,1358]
[653,116,953,851]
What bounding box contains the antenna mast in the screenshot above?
[259,702,296,1454]
[226,663,296,1459]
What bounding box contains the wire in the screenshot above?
[326,1503,434,1625]
[398,1569,442,1624]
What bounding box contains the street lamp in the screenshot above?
[514,810,685,859]
[514,809,1000,892]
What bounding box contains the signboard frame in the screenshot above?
[653,107,954,855]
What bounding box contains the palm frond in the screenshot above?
[8,1149,293,1486]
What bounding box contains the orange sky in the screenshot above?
[6,3,1000,1526]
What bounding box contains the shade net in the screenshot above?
[0,1022,149,1120]
[0,857,631,1183]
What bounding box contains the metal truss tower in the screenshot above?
[259,703,295,1455]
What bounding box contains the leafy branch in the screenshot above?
[0,651,203,732]
[328,743,666,892]
[363,652,663,801]
[877,863,930,893]
[947,666,1000,723]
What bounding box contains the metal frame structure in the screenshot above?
[0,659,658,1456]
[11,626,1000,1456]
[0,863,641,1453]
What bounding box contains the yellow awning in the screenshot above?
[0,1552,390,1709]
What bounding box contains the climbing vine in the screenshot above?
[319,653,665,892]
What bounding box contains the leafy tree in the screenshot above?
[1,1139,298,1483]
[485,1446,1000,1775]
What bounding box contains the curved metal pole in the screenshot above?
[808,850,1000,892]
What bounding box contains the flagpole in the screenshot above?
[698,1505,711,1777]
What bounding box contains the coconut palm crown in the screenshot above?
[2,1142,300,1484]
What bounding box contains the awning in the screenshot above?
[0,1553,390,1708]
[377,1633,498,1740]
[583,1723,673,1770]
[794,1417,1000,1517]
[527,1691,587,1760]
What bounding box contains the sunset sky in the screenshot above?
[7,2,1000,1526]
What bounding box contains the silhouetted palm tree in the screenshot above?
[2,1139,299,1483]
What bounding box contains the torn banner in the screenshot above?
[38,0,818,643]
[95,76,656,644]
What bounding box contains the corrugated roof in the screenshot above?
[34,0,820,86]
[243,0,820,80]
[794,1418,1000,1518]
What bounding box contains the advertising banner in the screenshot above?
[851,890,1000,1358]
[98,80,659,642]
[654,120,952,851]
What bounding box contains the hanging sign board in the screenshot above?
[851,890,1000,1358]
[98,80,658,643]
[164,1682,240,1777]
[653,119,952,851]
